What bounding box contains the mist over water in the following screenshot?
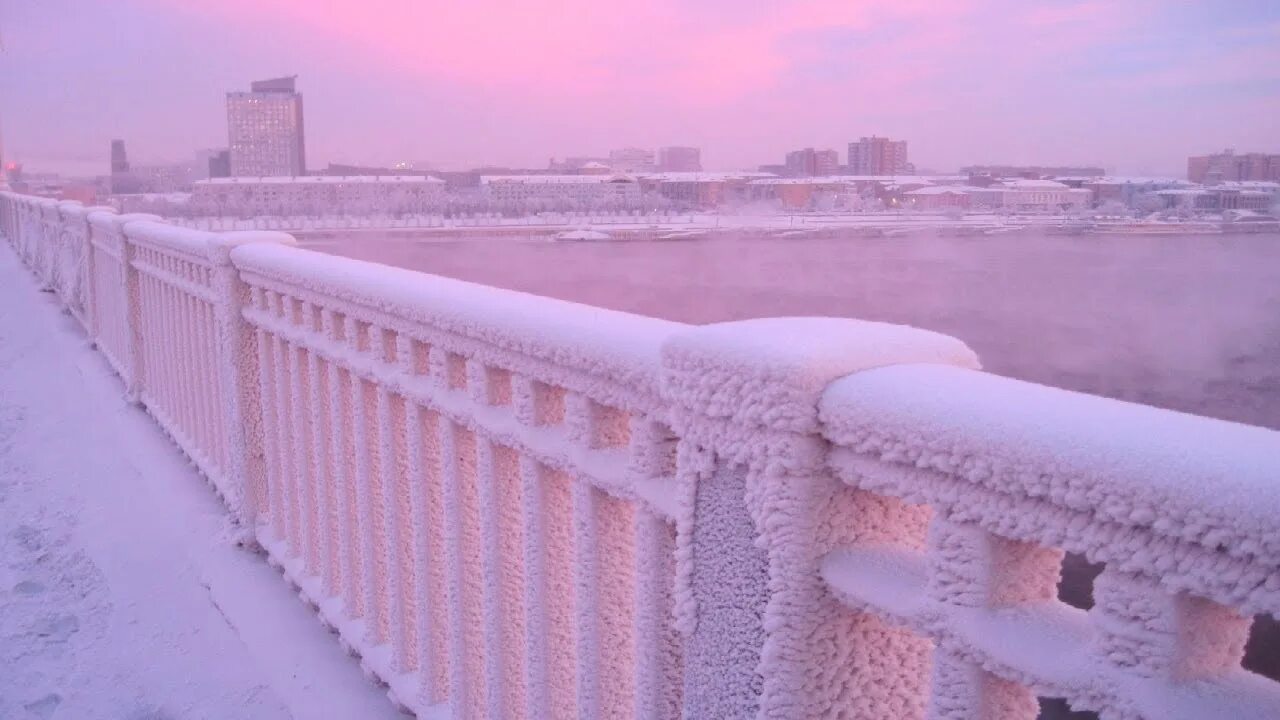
[308,230,1280,430]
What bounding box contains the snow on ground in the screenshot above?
[0,244,407,720]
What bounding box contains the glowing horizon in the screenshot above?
[2,0,1277,177]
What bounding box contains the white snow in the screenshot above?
[200,175,445,185]
[232,242,683,405]
[820,364,1280,580]
[662,317,979,435]
[0,242,407,720]
[554,229,613,241]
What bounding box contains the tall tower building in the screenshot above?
[227,76,307,177]
[109,139,143,194]
[848,136,909,175]
[111,139,129,173]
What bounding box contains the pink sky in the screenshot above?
[2,0,1278,176]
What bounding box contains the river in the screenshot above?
[307,229,1280,431]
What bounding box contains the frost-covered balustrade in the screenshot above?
[817,366,1280,720]
[232,243,685,718]
[2,188,1278,720]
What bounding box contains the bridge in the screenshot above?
[1,190,1278,719]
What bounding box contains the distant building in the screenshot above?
[639,171,773,209]
[962,165,1105,179]
[814,150,840,176]
[1156,182,1280,213]
[480,174,642,207]
[5,162,23,188]
[227,76,306,177]
[848,136,909,175]
[320,162,427,177]
[548,156,610,172]
[189,149,222,181]
[747,177,857,210]
[113,192,193,215]
[784,148,840,177]
[208,150,232,179]
[191,175,445,216]
[966,179,1091,211]
[1187,150,1280,184]
[1083,177,1189,208]
[657,146,702,172]
[109,139,144,194]
[904,186,972,210]
[111,140,129,174]
[608,148,656,173]
[132,164,197,193]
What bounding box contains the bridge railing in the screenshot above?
[2,190,1278,720]
[231,241,685,717]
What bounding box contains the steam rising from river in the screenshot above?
[309,230,1280,429]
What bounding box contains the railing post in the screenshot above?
[660,317,978,720]
[208,231,298,530]
[74,206,116,326]
[116,214,163,403]
[924,518,1059,719]
[83,209,118,345]
[0,193,12,246]
[1091,568,1252,683]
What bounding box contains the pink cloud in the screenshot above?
[140,0,993,105]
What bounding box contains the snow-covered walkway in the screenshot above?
[0,243,407,720]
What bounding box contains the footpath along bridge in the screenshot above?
[1,190,1278,720]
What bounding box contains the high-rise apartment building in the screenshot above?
[1187,149,1280,183]
[227,76,307,177]
[657,146,702,172]
[848,136,909,175]
[814,149,840,176]
[608,147,656,173]
[784,148,840,176]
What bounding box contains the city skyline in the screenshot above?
[1,1,1278,177]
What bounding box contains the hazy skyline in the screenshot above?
[2,0,1278,177]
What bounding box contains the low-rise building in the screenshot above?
[1083,177,1190,207]
[962,164,1106,179]
[1156,182,1280,212]
[190,175,445,216]
[904,186,973,210]
[967,179,1091,211]
[638,171,774,209]
[480,174,642,208]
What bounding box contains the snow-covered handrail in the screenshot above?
[818,365,1280,719]
[2,189,1278,719]
[232,242,681,405]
